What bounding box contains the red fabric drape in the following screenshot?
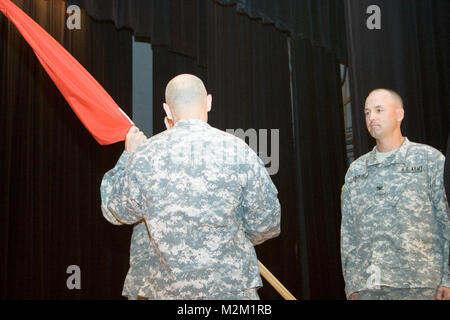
[0,0,133,145]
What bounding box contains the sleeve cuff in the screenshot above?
[345,282,358,299]
[440,276,450,288]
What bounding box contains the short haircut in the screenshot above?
[369,88,403,108]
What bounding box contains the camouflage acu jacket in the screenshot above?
[341,137,450,298]
[101,119,281,299]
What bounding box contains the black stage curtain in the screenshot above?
[290,39,347,299]
[215,0,348,63]
[65,0,202,63]
[65,0,348,65]
[344,0,450,157]
[65,0,169,43]
[0,0,133,299]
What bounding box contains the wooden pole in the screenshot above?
[258,260,297,300]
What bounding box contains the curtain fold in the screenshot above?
[65,0,201,63]
[66,0,347,64]
[214,0,348,62]
[289,39,347,299]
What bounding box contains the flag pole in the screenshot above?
[258,260,297,300]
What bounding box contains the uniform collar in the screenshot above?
[174,118,210,128]
[366,137,411,167]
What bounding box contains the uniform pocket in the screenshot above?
[385,163,426,207]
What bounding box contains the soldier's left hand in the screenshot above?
[436,286,450,300]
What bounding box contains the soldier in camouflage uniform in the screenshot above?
[341,89,450,300]
[101,74,281,300]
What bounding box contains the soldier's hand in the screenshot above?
[125,126,147,153]
[436,286,450,300]
[349,293,359,300]
[164,116,174,130]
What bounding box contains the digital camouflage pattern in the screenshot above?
[341,138,450,298]
[101,119,281,299]
[357,287,437,300]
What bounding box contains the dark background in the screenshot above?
[0,0,448,299]
[344,0,449,156]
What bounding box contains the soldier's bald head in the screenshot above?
[165,74,208,114]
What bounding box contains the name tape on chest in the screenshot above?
[349,165,424,183]
[400,165,423,173]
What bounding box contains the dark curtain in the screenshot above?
[65,0,201,63]
[289,39,347,299]
[214,0,348,63]
[65,0,348,64]
[0,0,133,299]
[344,0,450,157]
[65,0,169,44]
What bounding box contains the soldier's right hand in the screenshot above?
[125,126,147,153]
[349,293,359,300]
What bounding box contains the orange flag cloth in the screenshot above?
[0,0,134,145]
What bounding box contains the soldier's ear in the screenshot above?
[396,107,404,123]
[206,94,212,112]
[163,103,173,121]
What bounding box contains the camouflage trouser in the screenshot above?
[198,288,260,300]
[131,288,260,300]
[357,287,436,300]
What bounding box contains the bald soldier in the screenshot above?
[341,89,450,300]
[100,74,281,300]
